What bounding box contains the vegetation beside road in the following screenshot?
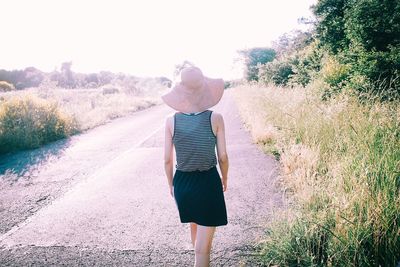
[0,71,166,154]
[232,83,399,266]
[233,0,400,265]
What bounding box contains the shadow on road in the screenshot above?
[0,138,72,182]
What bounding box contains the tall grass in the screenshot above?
[232,83,400,266]
[29,85,161,130]
[0,94,78,154]
[0,86,161,154]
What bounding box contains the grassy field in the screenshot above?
[0,84,163,154]
[231,83,400,266]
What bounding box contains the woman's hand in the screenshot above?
[222,177,227,192]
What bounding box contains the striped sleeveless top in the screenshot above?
[172,110,217,172]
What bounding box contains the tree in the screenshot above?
[0,67,44,89]
[314,0,400,53]
[313,0,400,98]
[272,30,314,59]
[24,67,44,88]
[312,0,349,53]
[60,61,75,88]
[344,0,400,52]
[239,48,276,81]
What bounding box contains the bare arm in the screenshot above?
[164,115,174,197]
[213,113,229,191]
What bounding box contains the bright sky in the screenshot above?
[1,0,316,80]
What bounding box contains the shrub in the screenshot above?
[258,59,294,86]
[321,57,350,88]
[289,42,324,87]
[318,56,351,100]
[102,87,120,95]
[0,81,15,92]
[0,94,78,154]
[288,57,313,87]
[239,48,276,81]
[349,46,400,100]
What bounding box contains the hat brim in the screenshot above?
[161,77,224,113]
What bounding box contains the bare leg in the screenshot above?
[194,225,216,267]
[190,223,197,248]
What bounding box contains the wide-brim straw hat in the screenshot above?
[161,66,224,113]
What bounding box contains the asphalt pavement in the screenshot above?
[0,90,284,266]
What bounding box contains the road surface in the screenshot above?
[0,90,284,266]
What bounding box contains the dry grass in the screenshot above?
[0,84,162,154]
[231,83,400,266]
[1,86,161,131]
[0,93,78,153]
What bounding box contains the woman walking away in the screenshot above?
[162,66,229,267]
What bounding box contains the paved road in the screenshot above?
[0,90,283,266]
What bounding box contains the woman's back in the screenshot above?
[173,110,217,172]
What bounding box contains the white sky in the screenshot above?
[1,0,316,80]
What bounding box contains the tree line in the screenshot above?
[0,62,172,91]
[240,0,400,101]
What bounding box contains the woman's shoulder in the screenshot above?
[210,110,223,118]
[165,111,180,119]
[164,112,176,127]
[210,111,224,125]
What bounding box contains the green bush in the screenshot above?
[239,47,276,81]
[0,94,78,154]
[349,46,400,99]
[289,43,324,87]
[288,57,313,87]
[321,58,350,87]
[255,39,323,88]
[318,56,351,100]
[258,59,294,86]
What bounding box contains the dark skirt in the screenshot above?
[173,166,228,227]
